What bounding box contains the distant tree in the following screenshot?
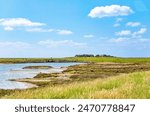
[75,54,94,57]
[100,54,114,57]
[95,54,100,57]
[75,54,115,57]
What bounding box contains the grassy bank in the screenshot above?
[1,57,150,63]
[0,58,59,63]
[1,57,150,99]
[62,57,150,63]
[2,71,150,99]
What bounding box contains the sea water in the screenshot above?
[0,62,80,89]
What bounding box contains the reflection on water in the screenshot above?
[0,62,80,89]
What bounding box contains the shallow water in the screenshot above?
[0,62,80,89]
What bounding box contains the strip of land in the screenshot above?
[1,57,150,63]
[1,57,150,99]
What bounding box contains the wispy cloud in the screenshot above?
[26,28,73,35]
[116,30,131,36]
[109,37,129,43]
[4,26,14,31]
[109,37,150,44]
[26,28,54,32]
[113,23,120,27]
[113,18,123,27]
[135,28,147,34]
[38,40,86,48]
[0,41,30,48]
[57,30,73,35]
[126,22,141,27]
[138,38,150,42]
[115,28,147,38]
[83,34,95,38]
[88,5,133,18]
[132,28,147,38]
[116,18,123,22]
[0,18,74,36]
[0,18,45,31]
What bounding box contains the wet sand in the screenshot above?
[9,67,68,89]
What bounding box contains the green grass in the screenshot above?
[0,58,58,63]
[63,57,150,63]
[2,71,150,99]
[1,57,150,63]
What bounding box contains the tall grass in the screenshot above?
[64,57,150,63]
[3,71,150,99]
[1,57,150,63]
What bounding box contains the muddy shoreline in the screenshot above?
[8,67,69,89]
[8,62,150,89]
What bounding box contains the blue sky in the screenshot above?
[0,0,150,58]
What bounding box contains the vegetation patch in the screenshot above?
[22,66,53,69]
[33,73,59,78]
[2,71,150,99]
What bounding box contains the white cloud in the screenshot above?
[0,41,30,48]
[83,34,95,38]
[109,37,129,43]
[4,26,14,31]
[0,18,45,27]
[113,23,120,27]
[113,18,123,27]
[116,18,123,22]
[88,5,133,18]
[132,28,147,38]
[138,38,150,42]
[115,28,147,39]
[126,22,141,27]
[26,28,74,35]
[0,18,45,31]
[116,30,131,36]
[26,28,54,32]
[0,18,74,35]
[57,30,73,35]
[136,28,147,34]
[38,40,86,48]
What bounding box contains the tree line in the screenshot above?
[75,54,114,57]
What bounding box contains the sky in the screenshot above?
[0,0,150,58]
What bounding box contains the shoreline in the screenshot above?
[1,62,150,98]
[14,81,38,90]
[0,61,81,65]
[7,61,150,90]
[0,61,83,90]
[8,67,69,89]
